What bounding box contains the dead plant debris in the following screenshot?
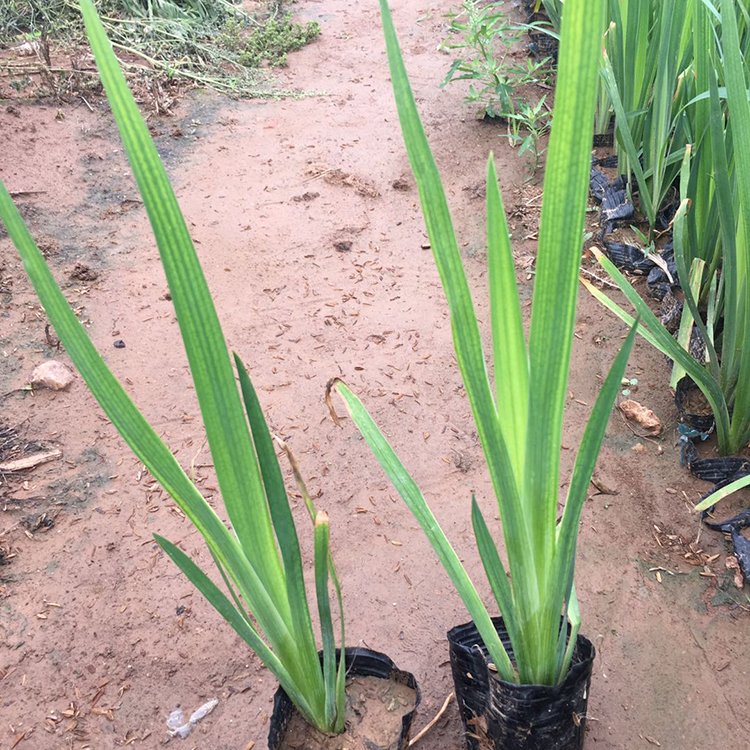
[305,164,381,198]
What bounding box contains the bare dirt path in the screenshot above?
[1,2,749,748]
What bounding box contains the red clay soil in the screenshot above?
[1,1,749,749]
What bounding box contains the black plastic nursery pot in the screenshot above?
[448,618,595,750]
[267,647,420,750]
[675,376,715,435]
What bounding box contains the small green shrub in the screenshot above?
[440,0,553,168]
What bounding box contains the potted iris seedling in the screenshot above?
[330,1,635,748]
[0,2,419,748]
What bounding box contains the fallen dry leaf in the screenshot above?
[0,448,62,473]
[619,399,662,436]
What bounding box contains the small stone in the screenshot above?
[31,360,74,391]
[113,339,126,349]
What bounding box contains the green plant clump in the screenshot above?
[0,0,345,734]
[333,0,634,687]
[586,0,750,458]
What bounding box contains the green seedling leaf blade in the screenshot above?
[274,435,346,730]
[561,321,637,541]
[330,549,347,734]
[600,51,655,225]
[0,182,279,635]
[78,0,286,605]
[470,496,521,680]
[332,379,514,681]
[720,0,750,453]
[153,534,320,730]
[551,321,637,679]
[586,250,731,452]
[0,185,314,697]
[486,155,528,479]
[234,354,323,693]
[670,257,707,389]
[522,0,605,681]
[377,0,522,524]
[707,68,738,387]
[313,512,339,729]
[673,198,719,380]
[234,354,323,689]
[695,475,750,512]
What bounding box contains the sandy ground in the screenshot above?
[1,1,749,748]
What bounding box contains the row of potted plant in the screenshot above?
[585,0,750,521]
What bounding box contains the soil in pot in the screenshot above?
[279,674,418,750]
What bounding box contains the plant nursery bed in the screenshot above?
[1,1,749,749]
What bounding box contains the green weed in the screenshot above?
[440,0,553,170]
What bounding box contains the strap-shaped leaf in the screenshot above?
[333,379,514,680]
[78,0,286,604]
[154,535,320,728]
[313,512,339,730]
[551,321,637,680]
[521,0,605,680]
[0,182,277,624]
[486,155,528,480]
[471,497,521,681]
[585,252,731,451]
[377,0,525,543]
[234,355,321,684]
[719,0,750,451]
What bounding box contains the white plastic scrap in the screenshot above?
[166,698,219,739]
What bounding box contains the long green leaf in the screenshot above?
[600,50,655,224]
[695,474,750,511]
[486,155,528,480]
[720,0,750,452]
[377,0,526,554]
[234,355,322,685]
[154,535,318,726]
[523,0,605,679]
[551,320,637,680]
[313,512,339,730]
[78,0,287,605]
[0,182,285,629]
[470,497,521,679]
[586,250,731,450]
[333,379,514,681]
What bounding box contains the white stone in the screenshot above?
[31,360,74,391]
